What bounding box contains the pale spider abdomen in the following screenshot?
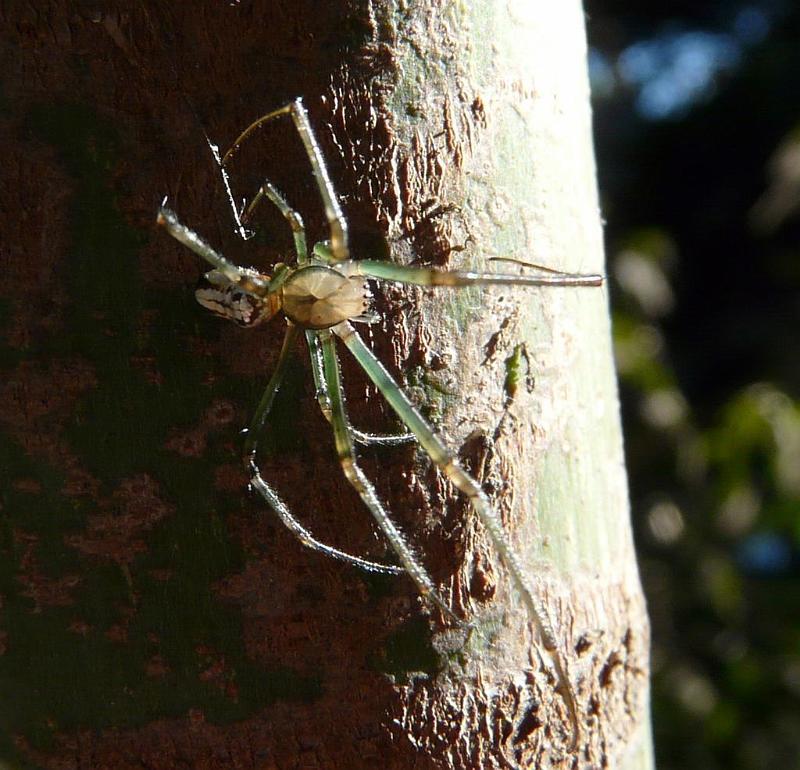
[281,264,368,329]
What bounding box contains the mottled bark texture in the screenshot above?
[0,1,652,768]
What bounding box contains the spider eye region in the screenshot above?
[281,265,368,329]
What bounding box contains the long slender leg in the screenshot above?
[245,323,402,576]
[241,180,310,265]
[306,330,415,447]
[310,240,601,287]
[244,323,300,461]
[354,259,603,288]
[222,98,349,261]
[317,329,459,622]
[333,320,580,748]
[156,207,270,296]
[349,428,418,447]
[249,469,402,575]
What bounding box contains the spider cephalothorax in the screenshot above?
[158,97,603,749]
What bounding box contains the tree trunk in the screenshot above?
[0,1,652,769]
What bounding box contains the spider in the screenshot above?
[157,98,602,747]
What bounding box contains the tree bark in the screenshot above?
[0,1,652,768]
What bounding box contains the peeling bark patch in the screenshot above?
[15,530,82,610]
[392,674,555,770]
[65,474,174,566]
[482,315,515,364]
[164,427,208,458]
[372,617,439,683]
[571,591,649,768]
[599,651,624,689]
[513,704,542,745]
[471,95,487,128]
[203,398,238,429]
[164,398,238,459]
[324,44,484,269]
[468,552,497,604]
[574,630,604,656]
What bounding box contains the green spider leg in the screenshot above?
[156,207,280,296]
[355,258,602,288]
[222,98,349,261]
[241,179,310,264]
[315,327,461,624]
[244,322,403,576]
[312,240,602,289]
[306,330,415,448]
[333,319,580,748]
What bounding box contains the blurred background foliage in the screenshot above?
[586,1,800,767]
